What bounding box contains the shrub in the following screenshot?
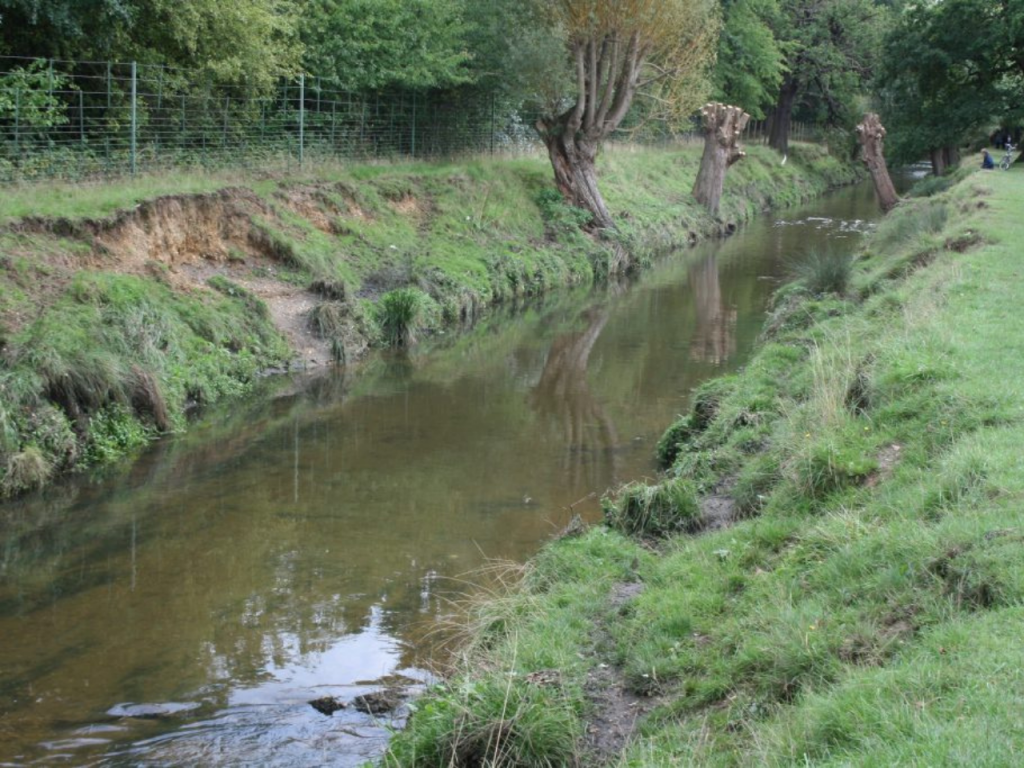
[604,478,701,537]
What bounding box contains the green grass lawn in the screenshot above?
[386,167,1024,766]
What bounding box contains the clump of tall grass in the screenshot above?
[789,249,857,296]
[310,278,347,301]
[308,301,346,339]
[308,302,349,364]
[383,674,581,768]
[604,478,701,537]
[375,288,421,347]
[873,201,949,251]
[2,446,51,495]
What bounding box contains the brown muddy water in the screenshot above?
[0,181,887,766]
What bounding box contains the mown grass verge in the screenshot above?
[384,168,1024,766]
[0,143,860,499]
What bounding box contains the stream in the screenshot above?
[0,180,891,766]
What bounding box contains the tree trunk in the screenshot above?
[857,113,900,213]
[768,78,798,155]
[693,103,751,216]
[930,148,947,177]
[541,129,615,230]
[943,145,960,169]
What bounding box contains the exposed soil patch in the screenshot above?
[279,187,349,235]
[701,494,737,530]
[945,230,986,254]
[3,186,370,368]
[865,443,902,488]
[582,581,661,765]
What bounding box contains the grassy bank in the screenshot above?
[0,143,859,499]
[385,167,1024,766]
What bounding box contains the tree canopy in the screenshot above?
[534,0,720,227]
[879,0,1024,166]
[300,0,471,91]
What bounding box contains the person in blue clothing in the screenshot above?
[982,149,995,169]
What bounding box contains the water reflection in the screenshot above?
[530,306,619,491]
[689,255,737,365]
[0,181,885,766]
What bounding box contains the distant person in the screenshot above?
[982,149,995,169]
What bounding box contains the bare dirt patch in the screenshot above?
[866,443,902,488]
[390,195,422,216]
[701,494,737,530]
[3,186,373,367]
[582,581,662,765]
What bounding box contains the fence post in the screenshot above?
[490,92,496,155]
[411,92,417,158]
[13,89,20,161]
[79,90,85,145]
[298,73,305,167]
[105,61,112,170]
[330,100,337,151]
[130,61,138,175]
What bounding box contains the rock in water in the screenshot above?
[352,688,404,715]
[309,696,347,716]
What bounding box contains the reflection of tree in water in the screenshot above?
[689,254,737,365]
[530,307,619,491]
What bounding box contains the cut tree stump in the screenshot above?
[857,113,900,213]
[693,103,751,216]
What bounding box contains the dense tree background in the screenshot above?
[878,0,1024,169]
[1,0,1023,172]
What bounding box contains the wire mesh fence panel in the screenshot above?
[0,55,820,183]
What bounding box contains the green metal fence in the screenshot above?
[0,55,817,183]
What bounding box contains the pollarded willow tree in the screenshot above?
[535,0,719,230]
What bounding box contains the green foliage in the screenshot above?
[0,59,72,128]
[714,0,784,118]
[769,0,888,141]
[0,0,301,92]
[84,403,152,466]
[301,0,470,91]
[603,478,701,537]
[879,0,1024,165]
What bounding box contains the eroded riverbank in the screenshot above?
[0,182,884,766]
[0,143,861,499]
